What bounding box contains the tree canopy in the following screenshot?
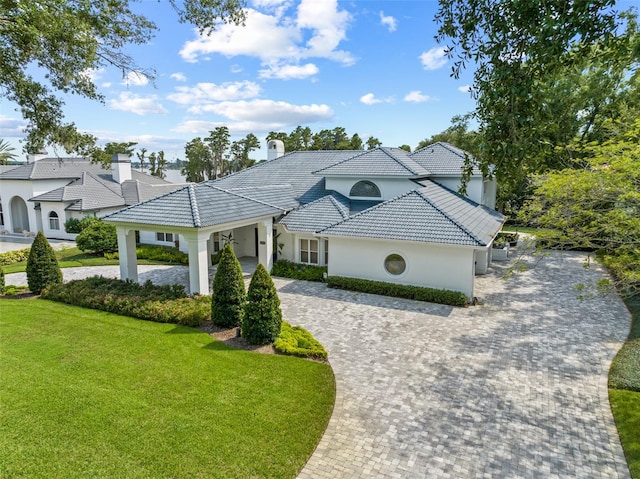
[1,0,246,155]
[435,0,640,190]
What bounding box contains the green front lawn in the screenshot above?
[610,294,640,478]
[0,299,335,479]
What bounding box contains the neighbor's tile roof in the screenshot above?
[279,193,350,232]
[319,180,504,246]
[102,183,284,228]
[313,147,430,177]
[409,142,482,175]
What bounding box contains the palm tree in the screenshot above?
[0,139,18,165]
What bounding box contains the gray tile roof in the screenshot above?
[279,194,350,232]
[20,160,179,213]
[210,150,360,204]
[409,142,482,175]
[318,180,504,247]
[313,147,430,177]
[102,183,284,228]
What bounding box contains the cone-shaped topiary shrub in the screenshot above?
[0,267,5,294]
[242,263,282,345]
[211,243,246,327]
[26,232,62,293]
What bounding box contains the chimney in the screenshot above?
[27,149,49,163]
[111,153,132,183]
[267,139,285,161]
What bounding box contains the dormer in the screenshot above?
[312,147,431,201]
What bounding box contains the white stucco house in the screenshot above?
[0,154,183,244]
[102,142,505,301]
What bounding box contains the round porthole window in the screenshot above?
[384,254,406,275]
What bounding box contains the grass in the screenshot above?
[0,299,335,479]
[2,246,173,274]
[609,294,640,478]
[610,390,640,478]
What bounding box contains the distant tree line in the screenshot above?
[265,126,381,152]
[93,142,168,179]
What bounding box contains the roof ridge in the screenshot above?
[311,150,367,174]
[208,184,287,211]
[327,195,350,219]
[415,184,482,245]
[188,184,202,227]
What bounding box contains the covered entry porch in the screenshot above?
[113,215,275,295]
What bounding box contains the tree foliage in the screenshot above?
[76,219,118,255]
[519,120,640,297]
[1,0,246,155]
[211,243,246,327]
[242,263,282,345]
[434,0,640,195]
[0,139,18,165]
[26,232,62,293]
[266,126,379,152]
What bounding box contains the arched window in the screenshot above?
[49,211,60,230]
[350,180,381,198]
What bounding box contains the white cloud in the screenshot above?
[360,93,393,105]
[167,81,261,110]
[198,99,333,122]
[458,84,472,93]
[122,71,150,87]
[259,62,319,79]
[170,72,187,82]
[101,82,112,88]
[108,92,168,115]
[230,64,243,73]
[379,11,396,32]
[419,47,448,70]
[80,68,105,83]
[404,90,431,103]
[0,115,27,137]
[180,0,354,68]
[173,99,333,135]
[360,93,382,105]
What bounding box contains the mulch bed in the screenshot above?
[199,322,276,354]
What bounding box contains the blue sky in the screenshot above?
[1,0,479,162]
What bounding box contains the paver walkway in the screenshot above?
[4,251,631,478]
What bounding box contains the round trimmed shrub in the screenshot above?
[241,263,282,345]
[211,243,246,327]
[26,232,63,293]
[76,219,117,255]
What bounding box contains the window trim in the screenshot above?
[384,252,407,276]
[349,180,381,198]
[299,238,319,265]
[48,211,60,230]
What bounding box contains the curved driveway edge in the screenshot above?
[283,252,630,478]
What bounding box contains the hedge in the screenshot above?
[274,321,328,360]
[271,259,327,282]
[0,248,31,266]
[327,276,468,307]
[42,276,209,326]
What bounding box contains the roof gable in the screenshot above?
[278,194,350,232]
[313,147,430,178]
[318,180,503,247]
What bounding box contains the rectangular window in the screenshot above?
[300,239,318,264]
[324,239,329,265]
[156,232,174,242]
[213,232,221,252]
[49,216,60,230]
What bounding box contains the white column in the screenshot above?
[116,226,138,282]
[185,232,209,295]
[257,219,273,271]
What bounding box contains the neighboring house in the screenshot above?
[0,154,183,243]
[103,142,505,300]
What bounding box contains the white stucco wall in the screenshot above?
[327,237,476,299]
[430,176,485,205]
[324,177,418,201]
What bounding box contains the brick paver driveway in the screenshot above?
[279,252,631,479]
